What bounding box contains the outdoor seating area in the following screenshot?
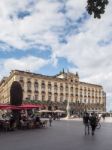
[39,109,66,120]
[0,115,48,132]
[0,104,48,133]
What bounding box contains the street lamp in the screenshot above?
[66,99,70,119]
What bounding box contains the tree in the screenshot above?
[10,81,23,126]
[86,0,109,19]
[10,81,23,105]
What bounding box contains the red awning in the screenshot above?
[0,103,45,110]
[17,104,42,109]
[0,104,19,110]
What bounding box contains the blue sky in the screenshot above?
[0,0,112,111]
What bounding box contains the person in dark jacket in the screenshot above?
[83,112,90,135]
[49,115,52,127]
[89,112,97,136]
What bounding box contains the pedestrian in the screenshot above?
[83,112,90,135]
[49,115,52,127]
[89,112,97,136]
[102,114,105,121]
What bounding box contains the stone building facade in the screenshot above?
[0,70,106,112]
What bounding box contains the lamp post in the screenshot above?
[66,98,70,119]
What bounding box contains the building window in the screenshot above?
[19,77,24,87]
[75,79,78,84]
[92,88,94,92]
[80,92,83,97]
[34,81,38,91]
[48,82,52,90]
[71,98,73,102]
[70,86,73,93]
[80,98,82,103]
[66,93,68,97]
[60,83,63,91]
[60,97,63,102]
[75,87,78,92]
[48,92,52,97]
[71,79,73,83]
[71,94,74,97]
[54,92,58,96]
[35,95,38,100]
[48,82,51,86]
[42,96,45,101]
[80,87,82,91]
[41,81,45,90]
[41,91,45,95]
[84,87,86,91]
[54,83,58,91]
[88,88,90,92]
[84,99,86,103]
[48,96,51,101]
[65,85,68,92]
[54,97,57,102]
[27,80,31,92]
[28,95,31,100]
[60,93,63,97]
[19,77,24,82]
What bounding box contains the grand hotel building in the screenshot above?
[0,70,106,112]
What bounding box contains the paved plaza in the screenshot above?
[0,118,112,150]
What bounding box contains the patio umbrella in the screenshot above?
[53,110,65,113]
[39,109,52,113]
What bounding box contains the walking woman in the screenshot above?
[89,113,97,136]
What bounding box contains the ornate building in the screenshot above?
[0,70,106,112]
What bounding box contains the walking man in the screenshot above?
[89,112,97,136]
[83,112,90,135]
[49,115,52,127]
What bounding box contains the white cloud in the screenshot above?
[66,0,86,20]
[0,0,65,50]
[0,56,49,78]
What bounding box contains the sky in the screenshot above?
[0,0,112,111]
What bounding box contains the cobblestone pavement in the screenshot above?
[0,120,112,150]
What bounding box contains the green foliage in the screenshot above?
[23,99,47,105]
[10,81,23,106]
[86,0,109,19]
